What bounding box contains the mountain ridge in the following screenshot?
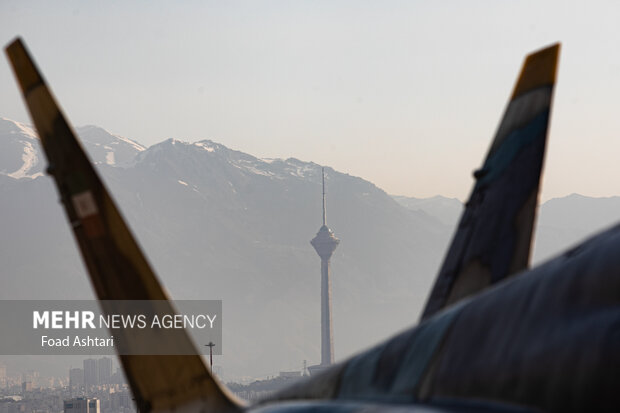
[2,116,620,380]
[0,117,447,380]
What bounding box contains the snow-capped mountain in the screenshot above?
[75,125,145,167]
[0,117,450,380]
[0,118,145,179]
[0,117,44,179]
[2,116,620,380]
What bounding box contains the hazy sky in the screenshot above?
[1,1,619,201]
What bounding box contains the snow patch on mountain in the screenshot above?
[194,142,215,152]
[7,139,41,179]
[287,161,315,178]
[11,120,38,141]
[0,117,44,179]
[233,159,275,177]
[75,125,145,166]
[113,134,145,152]
[77,125,145,151]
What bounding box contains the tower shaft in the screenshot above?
[321,258,334,365]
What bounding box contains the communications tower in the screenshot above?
[310,167,339,366]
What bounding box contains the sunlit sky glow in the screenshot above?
[2,1,620,201]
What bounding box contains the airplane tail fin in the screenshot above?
[5,38,241,412]
[420,44,560,321]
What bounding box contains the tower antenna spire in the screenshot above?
[322,167,326,226]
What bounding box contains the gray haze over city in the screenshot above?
[1,0,620,397]
[1,118,620,383]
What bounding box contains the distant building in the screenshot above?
[23,370,40,387]
[110,391,133,411]
[83,359,98,388]
[69,368,84,390]
[64,397,100,413]
[278,371,301,378]
[110,368,125,386]
[21,381,32,394]
[228,375,304,402]
[97,358,112,385]
[0,364,5,379]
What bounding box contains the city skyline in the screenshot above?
[1,31,618,410]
